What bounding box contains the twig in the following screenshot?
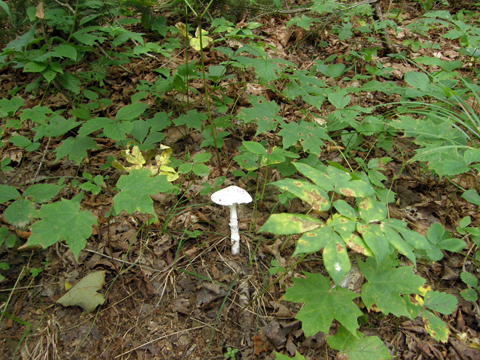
[52,0,75,14]
[33,137,51,183]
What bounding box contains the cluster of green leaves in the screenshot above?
[260,162,460,358]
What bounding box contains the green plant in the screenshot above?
[223,346,239,359]
[260,162,459,357]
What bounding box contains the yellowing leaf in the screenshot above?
[57,271,105,314]
[175,22,190,39]
[418,284,431,296]
[190,28,212,50]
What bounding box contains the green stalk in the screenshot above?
[197,8,223,175]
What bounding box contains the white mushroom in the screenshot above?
[211,186,252,255]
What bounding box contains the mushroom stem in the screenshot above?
[229,203,240,255]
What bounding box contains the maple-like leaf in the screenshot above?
[283,272,362,337]
[278,121,330,156]
[113,168,174,221]
[236,95,281,136]
[359,256,425,317]
[54,136,99,165]
[173,110,206,131]
[26,198,97,261]
[327,326,392,360]
[57,271,105,314]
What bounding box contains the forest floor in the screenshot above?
[1,1,480,359]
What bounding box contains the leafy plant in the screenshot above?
[261,162,458,354]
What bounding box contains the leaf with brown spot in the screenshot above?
[294,163,375,198]
[259,213,323,235]
[272,179,331,212]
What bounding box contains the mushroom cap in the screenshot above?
[211,185,252,206]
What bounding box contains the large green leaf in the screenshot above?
[358,197,387,222]
[323,237,351,285]
[327,326,391,360]
[116,102,148,121]
[26,198,97,261]
[294,162,374,197]
[173,110,207,131]
[113,169,174,221]
[284,272,362,337]
[23,184,61,203]
[0,0,11,17]
[357,224,389,265]
[359,256,425,317]
[4,199,36,229]
[54,136,99,165]
[278,121,330,156]
[236,95,281,135]
[0,185,20,203]
[259,213,323,235]
[272,179,330,212]
[423,291,457,315]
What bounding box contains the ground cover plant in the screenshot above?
[0,0,480,358]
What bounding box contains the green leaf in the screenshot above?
[357,224,389,264]
[236,96,280,136]
[4,199,36,229]
[294,163,375,197]
[23,184,61,203]
[0,185,21,203]
[173,110,207,131]
[0,97,24,117]
[259,213,323,235]
[460,271,478,288]
[57,271,105,314]
[327,326,392,360]
[436,238,465,252]
[19,106,52,124]
[317,63,345,78]
[328,92,351,109]
[324,237,351,285]
[333,200,357,218]
[424,291,457,315]
[115,102,148,121]
[113,169,174,221]
[295,225,330,255]
[358,197,387,222]
[279,121,330,156]
[24,61,48,73]
[53,44,77,60]
[422,310,449,343]
[0,0,11,17]
[192,164,209,176]
[26,198,97,261]
[284,272,362,337]
[275,351,305,360]
[242,141,267,155]
[103,121,133,141]
[381,225,416,266]
[404,71,430,91]
[57,73,81,94]
[359,256,425,317]
[462,189,480,206]
[460,288,478,302]
[54,136,99,165]
[272,179,331,212]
